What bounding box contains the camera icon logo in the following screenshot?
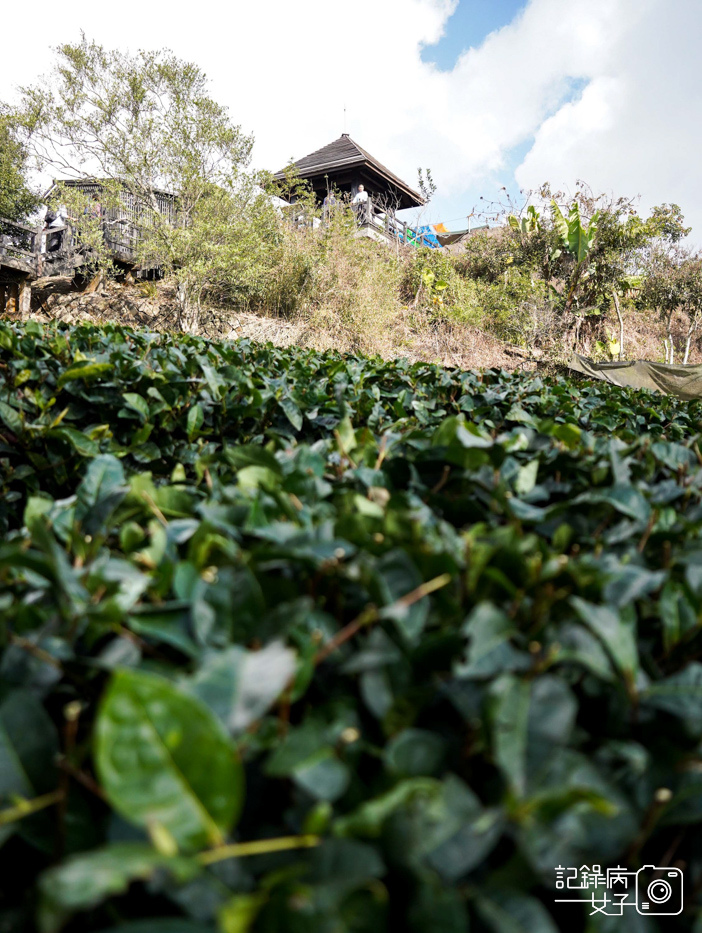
[636,865,684,915]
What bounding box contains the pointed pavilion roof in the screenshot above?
[274,135,425,210]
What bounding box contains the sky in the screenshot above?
[2,0,701,235]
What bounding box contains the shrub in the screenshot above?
[452,228,516,283]
[261,210,403,354]
[3,321,702,932]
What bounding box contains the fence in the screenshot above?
[0,217,39,273]
[287,196,437,247]
[52,181,177,263]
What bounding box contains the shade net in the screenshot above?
[569,353,702,400]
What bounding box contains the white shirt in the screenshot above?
[352,190,369,204]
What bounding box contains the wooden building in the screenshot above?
[0,179,177,311]
[274,135,427,244]
[49,179,177,265]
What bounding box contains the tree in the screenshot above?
[0,105,39,221]
[641,247,702,363]
[19,35,257,331]
[156,179,283,319]
[416,168,437,202]
[506,185,696,357]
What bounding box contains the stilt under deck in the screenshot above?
[0,218,39,317]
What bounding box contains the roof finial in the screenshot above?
[343,102,347,135]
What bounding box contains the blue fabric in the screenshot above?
[410,226,441,248]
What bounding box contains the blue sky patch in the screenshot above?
[422,0,529,70]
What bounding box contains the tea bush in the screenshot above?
[2,320,702,932]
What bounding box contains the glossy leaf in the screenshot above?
[95,669,244,850]
[38,843,199,933]
[186,641,296,733]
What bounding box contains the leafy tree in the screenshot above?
[646,202,691,245]
[416,167,437,202]
[454,229,517,283]
[153,179,283,319]
[641,246,702,363]
[19,35,258,331]
[0,105,39,221]
[481,184,694,358]
[582,200,692,359]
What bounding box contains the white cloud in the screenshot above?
[515,0,702,231]
[2,0,701,233]
[408,0,641,188]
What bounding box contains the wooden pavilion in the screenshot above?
[274,134,426,243]
[47,179,177,265]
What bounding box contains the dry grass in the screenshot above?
[575,306,702,365]
[17,275,532,371]
[14,232,702,373]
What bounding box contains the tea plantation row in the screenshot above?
[2,320,702,932]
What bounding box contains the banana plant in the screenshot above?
[551,200,599,313]
[507,204,541,236]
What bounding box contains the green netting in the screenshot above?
[569,353,702,400]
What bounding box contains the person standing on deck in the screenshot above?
[352,184,369,222]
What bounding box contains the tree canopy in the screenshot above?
[19,35,262,330]
[0,105,39,222]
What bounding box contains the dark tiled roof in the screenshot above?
[275,135,425,208]
[289,135,363,174]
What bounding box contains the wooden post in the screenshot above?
[6,283,18,315]
[18,280,31,316]
[84,271,105,294]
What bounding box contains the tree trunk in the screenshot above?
[612,290,624,361]
[177,281,199,334]
[683,311,698,364]
[564,259,587,313]
[573,315,582,354]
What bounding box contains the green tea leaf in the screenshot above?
[279,396,303,431]
[641,663,702,736]
[186,641,296,734]
[476,891,559,933]
[95,669,244,850]
[122,393,151,421]
[571,597,639,681]
[0,400,22,434]
[489,674,530,797]
[186,403,204,439]
[57,361,113,388]
[38,843,199,933]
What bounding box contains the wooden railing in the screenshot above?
[0,217,39,273]
[0,214,149,277]
[286,197,436,247]
[349,197,436,247]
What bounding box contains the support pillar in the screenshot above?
[18,280,31,316]
[6,283,18,315]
